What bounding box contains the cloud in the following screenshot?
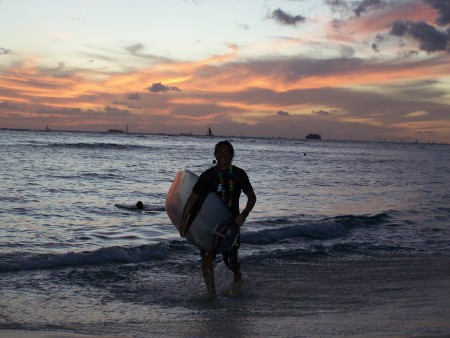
[325,0,388,18]
[127,92,141,100]
[353,0,388,17]
[276,110,290,116]
[123,43,173,63]
[417,130,437,135]
[103,106,131,116]
[0,101,21,111]
[425,0,450,25]
[0,47,11,55]
[237,23,250,31]
[147,82,181,93]
[325,0,350,13]
[269,8,306,26]
[389,20,449,52]
[340,45,355,57]
[35,106,131,118]
[312,109,332,115]
[126,43,145,55]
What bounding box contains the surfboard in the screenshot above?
[115,203,143,211]
[165,169,239,254]
[114,203,161,213]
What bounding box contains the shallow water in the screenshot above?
[1,129,450,337]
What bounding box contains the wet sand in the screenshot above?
[0,331,128,338]
[2,255,450,337]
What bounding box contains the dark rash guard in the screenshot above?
[192,165,253,217]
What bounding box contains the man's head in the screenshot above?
[214,140,234,158]
[214,140,234,168]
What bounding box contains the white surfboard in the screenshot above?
[114,203,160,213]
[165,169,239,254]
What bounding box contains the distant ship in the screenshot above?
[305,133,321,140]
[108,125,128,133]
[207,126,213,136]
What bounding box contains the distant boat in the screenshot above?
[305,133,321,140]
[108,125,128,133]
[207,126,213,136]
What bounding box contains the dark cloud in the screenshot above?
[127,92,141,100]
[390,20,449,52]
[276,110,290,116]
[269,8,305,26]
[235,57,368,82]
[399,50,419,58]
[237,23,250,31]
[147,82,181,93]
[171,103,227,119]
[0,47,11,55]
[353,0,388,17]
[326,0,390,19]
[312,109,331,115]
[103,106,131,116]
[417,130,438,135]
[390,20,408,36]
[325,0,350,12]
[35,106,131,117]
[0,101,20,110]
[126,43,145,55]
[123,43,173,63]
[425,0,450,25]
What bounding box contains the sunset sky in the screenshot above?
[1,0,450,142]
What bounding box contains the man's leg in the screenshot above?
[223,238,241,283]
[201,251,216,295]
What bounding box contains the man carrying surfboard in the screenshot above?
[180,140,256,295]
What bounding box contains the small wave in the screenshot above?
[241,213,393,245]
[81,172,124,180]
[0,243,169,272]
[242,220,347,245]
[332,212,391,227]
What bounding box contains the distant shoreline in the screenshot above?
[1,127,448,145]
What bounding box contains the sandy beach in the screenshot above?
[0,331,129,338]
[2,255,450,338]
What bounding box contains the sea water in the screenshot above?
[1,129,449,337]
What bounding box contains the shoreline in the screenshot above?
[0,330,128,338]
[3,331,450,338]
[2,256,450,338]
[1,127,449,145]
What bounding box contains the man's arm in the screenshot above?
[180,192,199,237]
[235,190,256,226]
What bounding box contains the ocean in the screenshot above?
[1,129,449,337]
